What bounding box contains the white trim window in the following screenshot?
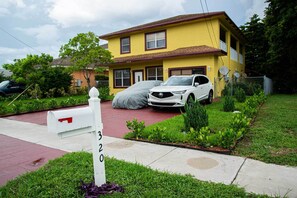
[114,69,131,87]
[146,31,166,50]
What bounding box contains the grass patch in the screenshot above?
[234,94,297,166]
[0,152,268,198]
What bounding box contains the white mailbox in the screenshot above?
[47,107,94,138]
[47,87,106,186]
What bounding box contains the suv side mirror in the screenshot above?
[194,82,199,87]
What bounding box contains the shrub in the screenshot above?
[76,87,88,95]
[234,88,246,103]
[45,88,56,98]
[0,103,8,115]
[29,84,43,99]
[242,91,267,118]
[183,99,208,132]
[222,83,232,96]
[60,100,68,107]
[67,97,77,106]
[229,113,250,135]
[223,96,235,112]
[32,99,46,110]
[11,102,22,114]
[218,128,237,149]
[126,119,145,139]
[188,127,212,147]
[246,83,262,96]
[48,99,58,109]
[148,126,167,142]
[68,86,78,95]
[24,102,36,112]
[98,87,110,101]
[57,87,67,97]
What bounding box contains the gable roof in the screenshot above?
[112,45,226,65]
[100,11,243,40]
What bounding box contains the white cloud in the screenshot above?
[0,44,60,66]
[0,0,26,8]
[0,0,26,17]
[16,24,60,45]
[239,0,268,21]
[47,0,185,28]
[0,0,37,18]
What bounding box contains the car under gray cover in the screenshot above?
[112,80,162,109]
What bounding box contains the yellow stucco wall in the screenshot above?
[105,15,245,96]
[108,19,220,58]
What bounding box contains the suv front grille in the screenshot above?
[152,92,173,98]
[151,102,176,106]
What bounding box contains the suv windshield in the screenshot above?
[0,80,9,88]
[164,76,193,86]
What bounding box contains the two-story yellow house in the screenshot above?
[99,11,245,97]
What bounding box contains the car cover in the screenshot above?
[112,80,162,109]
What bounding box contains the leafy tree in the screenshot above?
[3,53,53,84]
[3,54,72,97]
[59,32,113,90]
[240,14,269,76]
[264,0,297,93]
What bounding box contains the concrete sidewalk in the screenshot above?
[1,118,296,197]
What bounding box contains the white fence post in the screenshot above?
[88,87,106,186]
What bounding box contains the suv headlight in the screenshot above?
[172,90,187,94]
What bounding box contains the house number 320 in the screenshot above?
[98,131,104,162]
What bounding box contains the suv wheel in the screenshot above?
[206,90,213,104]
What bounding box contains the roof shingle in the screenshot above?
[112,45,226,64]
[100,12,226,39]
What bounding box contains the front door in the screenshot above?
[133,71,143,83]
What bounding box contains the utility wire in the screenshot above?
[199,0,215,48]
[199,0,225,66]
[0,26,42,54]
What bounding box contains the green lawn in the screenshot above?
[233,94,297,166]
[0,152,268,198]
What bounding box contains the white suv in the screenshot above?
[148,74,213,108]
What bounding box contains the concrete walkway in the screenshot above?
[1,118,297,197]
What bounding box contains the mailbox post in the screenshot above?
[88,87,106,186]
[47,87,106,186]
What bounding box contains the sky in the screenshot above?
[0,0,268,68]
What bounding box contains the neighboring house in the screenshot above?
[99,11,245,97]
[51,57,108,88]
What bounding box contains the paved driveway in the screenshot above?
[4,101,180,138]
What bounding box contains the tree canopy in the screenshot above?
[59,32,113,90]
[240,14,269,76]
[264,0,297,92]
[241,0,297,93]
[3,53,53,84]
[3,53,72,97]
